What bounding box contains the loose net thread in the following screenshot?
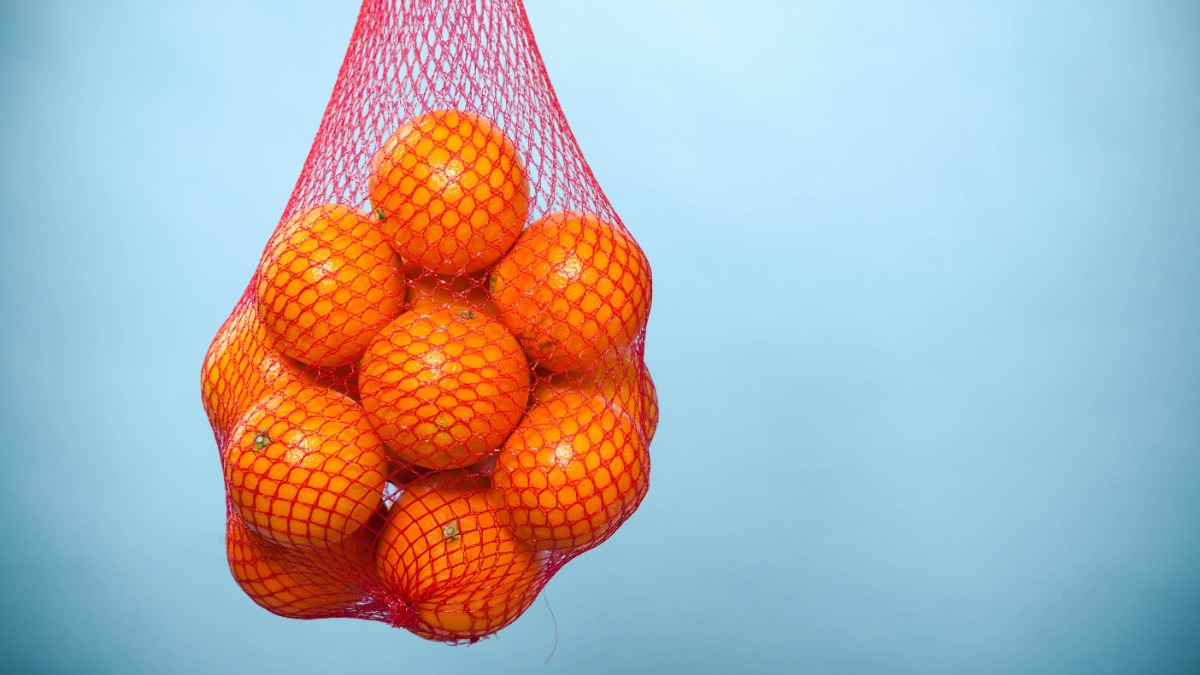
[202,0,656,644]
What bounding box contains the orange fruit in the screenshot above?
[201,303,303,437]
[487,211,651,373]
[369,109,529,275]
[492,392,649,552]
[641,366,659,443]
[375,471,543,641]
[225,384,388,547]
[226,512,375,619]
[402,263,499,317]
[358,305,530,470]
[305,361,361,401]
[202,305,370,436]
[256,203,405,367]
[531,357,659,443]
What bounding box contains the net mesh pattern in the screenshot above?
[201,0,656,643]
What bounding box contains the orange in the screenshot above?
[201,303,302,437]
[487,211,651,372]
[369,109,529,275]
[641,366,659,443]
[225,384,388,547]
[375,471,543,641]
[305,362,361,401]
[226,512,375,619]
[531,357,659,443]
[492,392,649,552]
[256,203,405,367]
[358,305,530,470]
[202,305,369,436]
[402,263,499,317]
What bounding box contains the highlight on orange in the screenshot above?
[358,305,530,470]
[375,472,543,641]
[369,109,529,275]
[255,204,405,367]
[225,384,388,548]
[491,392,650,553]
[225,513,374,619]
[487,211,651,373]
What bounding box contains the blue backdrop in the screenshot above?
[1,1,1197,672]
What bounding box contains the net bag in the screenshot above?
[201,0,657,643]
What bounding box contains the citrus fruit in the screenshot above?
[201,303,303,436]
[305,362,361,401]
[256,203,405,367]
[487,211,651,372]
[375,471,542,641]
[531,357,659,443]
[369,109,529,275]
[202,304,368,435]
[402,263,499,317]
[358,305,530,470]
[641,366,659,443]
[225,384,388,547]
[226,512,375,619]
[492,392,649,552]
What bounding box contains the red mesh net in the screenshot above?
[201,0,656,643]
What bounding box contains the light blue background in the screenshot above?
[2,1,1197,672]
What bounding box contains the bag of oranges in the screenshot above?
[200,0,657,643]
